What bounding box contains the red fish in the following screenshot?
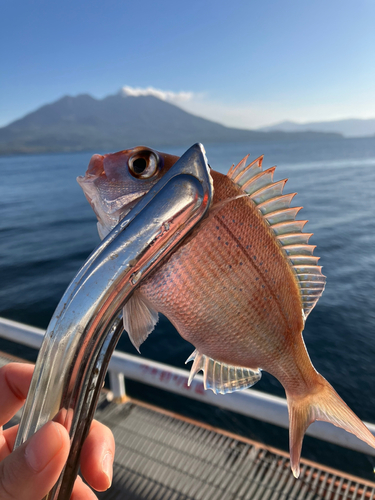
[78,146,375,477]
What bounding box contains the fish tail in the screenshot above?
[287,374,375,478]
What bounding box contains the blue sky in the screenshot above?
[1,0,374,128]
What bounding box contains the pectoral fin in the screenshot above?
[186,349,262,395]
[123,291,159,352]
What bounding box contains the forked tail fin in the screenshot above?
[287,374,375,478]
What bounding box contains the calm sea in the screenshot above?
[1,137,375,477]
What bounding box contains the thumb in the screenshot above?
[0,421,70,500]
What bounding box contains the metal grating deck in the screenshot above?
[94,400,375,500]
[1,351,375,500]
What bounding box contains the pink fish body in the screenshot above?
[78,146,375,476]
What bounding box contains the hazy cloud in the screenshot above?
[121,85,194,103]
[119,86,375,131]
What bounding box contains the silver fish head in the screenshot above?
[77,146,179,239]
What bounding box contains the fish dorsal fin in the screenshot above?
[123,291,159,352]
[228,156,326,318]
[186,349,262,394]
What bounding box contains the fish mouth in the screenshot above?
[77,154,147,239]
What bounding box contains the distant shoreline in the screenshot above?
[4,133,375,158]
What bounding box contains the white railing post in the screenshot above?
[108,370,127,403]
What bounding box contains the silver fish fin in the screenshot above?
[264,207,302,225]
[185,349,261,395]
[242,167,276,195]
[97,221,110,240]
[228,155,326,318]
[257,193,297,215]
[123,291,159,352]
[277,233,313,245]
[227,154,263,186]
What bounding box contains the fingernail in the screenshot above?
[102,452,113,489]
[25,422,64,472]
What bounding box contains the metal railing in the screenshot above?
[1,315,374,457]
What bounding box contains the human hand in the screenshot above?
[0,363,115,500]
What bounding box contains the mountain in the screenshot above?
[259,118,375,138]
[0,92,343,155]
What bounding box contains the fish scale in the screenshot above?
[78,145,375,477]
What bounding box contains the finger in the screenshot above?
[2,427,103,499]
[70,475,98,500]
[0,421,70,500]
[80,419,115,492]
[0,425,18,462]
[0,363,34,427]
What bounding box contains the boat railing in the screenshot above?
[1,315,374,457]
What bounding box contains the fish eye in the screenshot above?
[128,151,159,179]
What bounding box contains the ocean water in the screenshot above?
[0,137,375,477]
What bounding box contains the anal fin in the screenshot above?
[123,291,159,352]
[186,349,262,394]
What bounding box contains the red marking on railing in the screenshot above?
[194,383,205,395]
[159,371,172,383]
[140,364,149,373]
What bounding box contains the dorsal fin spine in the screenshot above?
[229,154,250,180]
[271,220,308,236]
[250,179,288,205]
[294,265,323,275]
[241,166,276,195]
[277,233,313,245]
[283,244,316,256]
[258,193,297,215]
[289,255,320,266]
[227,163,236,178]
[264,207,303,225]
[231,154,263,183]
